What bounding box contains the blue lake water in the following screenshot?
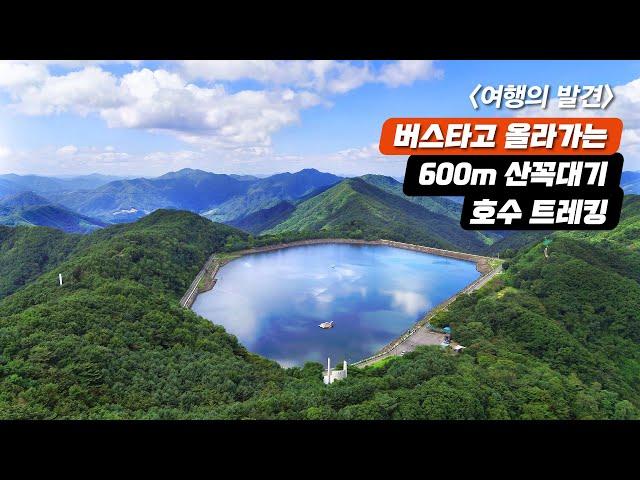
[192,244,480,367]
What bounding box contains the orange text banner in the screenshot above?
[379,118,623,155]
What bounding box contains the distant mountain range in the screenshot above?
[0,192,107,233]
[0,168,638,252]
[622,171,640,194]
[0,173,123,197]
[202,169,343,223]
[42,168,343,224]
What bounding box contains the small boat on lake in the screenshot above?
[319,321,334,329]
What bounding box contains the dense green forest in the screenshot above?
[359,174,461,220]
[1,196,640,419]
[484,230,550,257]
[264,178,490,252]
[0,226,81,299]
[228,201,296,234]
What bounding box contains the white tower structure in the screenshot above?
[323,357,348,384]
[58,274,63,286]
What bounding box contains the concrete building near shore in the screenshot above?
[323,358,348,384]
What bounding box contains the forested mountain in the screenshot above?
[0,211,278,419]
[228,201,296,234]
[425,198,640,418]
[359,174,461,220]
[1,196,640,419]
[1,191,53,210]
[0,225,81,299]
[203,169,342,222]
[46,169,251,223]
[264,177,491,252]
[483,231,550,257]
[357,174,501,246]
[46,168,342,224]
[0,192,107,234]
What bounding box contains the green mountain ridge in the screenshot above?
[265,177,490,253]
[203,169,342,223]
[358,174,502,246]
[228,201,296,234]
[359,174,461,220]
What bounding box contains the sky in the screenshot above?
[1,60,640,178]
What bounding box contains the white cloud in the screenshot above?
[522,79,640,170]
[325,62,373,94]
[181,60,319,85]
[180,60,369,91]
[0,145,11,158]
[0,64,324,149]
[100,69,322,147]
[321,142,410,177]
[0,62,48,90]
[332,142,380,160]
[56,145,78,155]
[15,66,122,116]
[0,145,137,176]
[180,60,440,93]
[377,60,443,87]
[0,60,444,176]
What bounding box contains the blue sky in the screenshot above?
[1,60,639,177]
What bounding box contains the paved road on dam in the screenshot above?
[353,263,502,368]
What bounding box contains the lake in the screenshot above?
[192,243,480,367]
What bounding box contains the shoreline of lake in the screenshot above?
[185,240,501,366]
[217,238,496,273]
[181,238,495,308]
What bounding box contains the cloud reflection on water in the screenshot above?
[193,244,479,366]
[385,290,429,317]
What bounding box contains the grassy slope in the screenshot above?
[265,178,487,253]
